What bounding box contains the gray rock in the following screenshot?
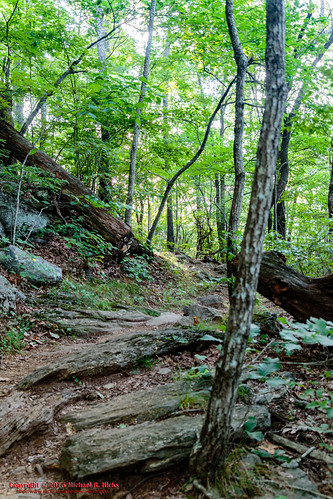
[183,303,223,321]
[232,404,271,440]
[0,192,49,237]
[146,312,183,326]
[61,403,271,478]
[0,273,25,314]
[0,245,62,285]
[62,380,209,430]
[214,263,227,273]
[198,294,226,309]
[17,327,225,390]
[258,466,319,499]
[42,308,151,336]
[241,452,262,470]
[0,221,6,238]
[251,383,288,405]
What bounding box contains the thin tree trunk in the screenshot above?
[125,0,156,226]
[190,0,286,481]
[329,138,333,233]
[225,0,249,296]
[272,20,333,237]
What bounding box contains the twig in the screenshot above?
[269,433,333,465]
[192,479,221,499]
[243,339,275,369]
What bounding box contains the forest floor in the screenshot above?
[0,236,332,499]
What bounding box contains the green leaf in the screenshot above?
[28,148,38,155]
[326,408,333,418]
[139,76,148,83]
[246,431,264,441]
[200,334,223,343]
[280,330,298,342]
[257,358,281,377]
[266,377,288,387]
[284,342,302,353]
[244,416,257,432]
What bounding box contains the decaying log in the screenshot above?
[233,251,333,322]
[0,119,139,254]
[17,328,224,390]
[0,389,83,456]
[269,433,333,466]
[61,405,270,478]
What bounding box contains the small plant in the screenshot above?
[121,255,153,283]
[278,317,333,355]
[0,326,26,353]
[136,355,157,368]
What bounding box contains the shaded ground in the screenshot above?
[0,245,332,499]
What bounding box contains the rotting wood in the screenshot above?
[269,433,333,466]
[232,251,333,322]
[17,328,224,390]
[0,119,140,255]
[0,389,88,456]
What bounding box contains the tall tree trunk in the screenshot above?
[225,0,249,296]
[215,173,226,255]
[329,138,333,234]
[271,18,333,237]
[0,119,139,254]
[96,7,112,202]
[125,0,156,226]
[215,105,227,255]
[166,195,175,250]
[190,0,286,481]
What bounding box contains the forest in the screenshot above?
[0,0,333,497]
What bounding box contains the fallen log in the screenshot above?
[17,328,224,390]
[61,405,270,478]
[232,251,333,322]
[0,119,139,254]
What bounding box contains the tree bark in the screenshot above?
[125,0,156,226]
[272,19,333,237]
[190,0,286,481]
[0,119,138,254]
[225,0,249,297]
[329,138,333,232]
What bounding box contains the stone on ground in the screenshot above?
[146,312,183,326]
[183,303,223,321]
[0,245,62,285]
[0,274,25,314]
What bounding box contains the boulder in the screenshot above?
[183,303,223,321]
[0,192,49,238]
[0,245,62,285]
[0,274,25,314]
[198,294,226,309]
